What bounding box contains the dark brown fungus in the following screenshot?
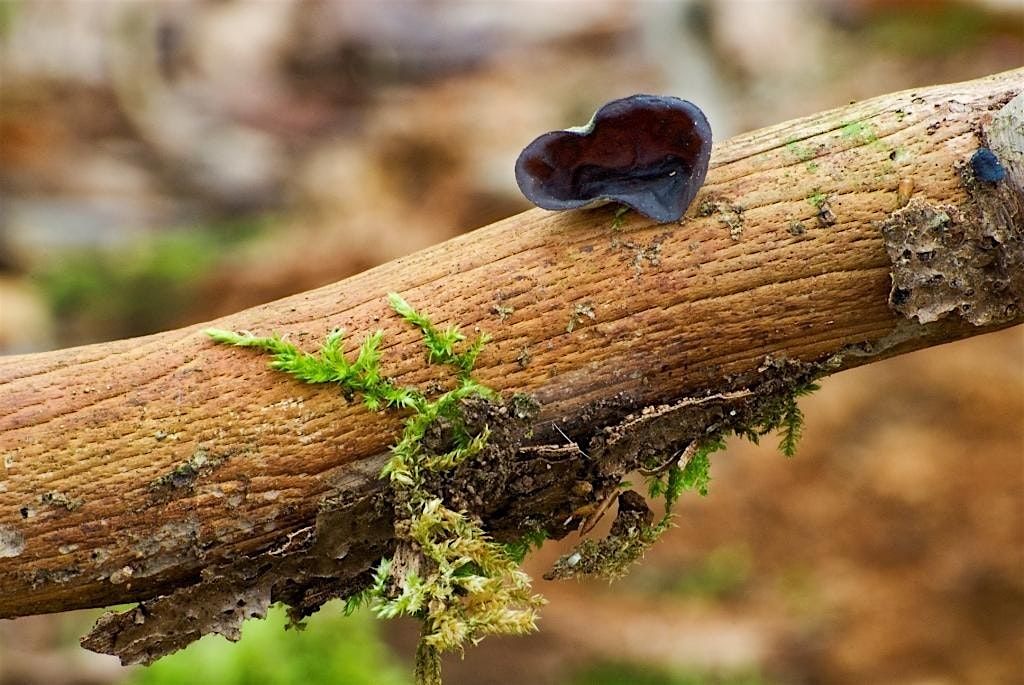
[515,94,712,223]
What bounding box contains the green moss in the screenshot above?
[207,293,542,685]
[504,528,548,564]
[646,437,721,505]
[682,439,720,496]
[737,381,820,457]
[785,137,816,162]
[840,121,878,145]
[808,191,828,209]
[208,295,824,684]
[387,293,491,377]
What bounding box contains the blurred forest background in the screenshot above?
[0,1,1022,684]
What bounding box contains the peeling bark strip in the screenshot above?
[0,70,1021,663]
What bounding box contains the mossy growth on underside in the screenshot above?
[547,380,820,582]
[207,294,542,684]
[207,295,822,684]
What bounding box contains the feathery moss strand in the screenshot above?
[207,293,542,685]
[208,297,821,683]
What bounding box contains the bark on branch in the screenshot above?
[1,69,1021,664]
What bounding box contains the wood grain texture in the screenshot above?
[1,69,1021,624]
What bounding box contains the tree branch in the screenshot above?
[1,69,1020,664]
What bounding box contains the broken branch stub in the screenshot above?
[0,69,1020,665]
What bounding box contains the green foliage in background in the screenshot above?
[863,2,994,55]
[36,232,212,335]
[130,604,409,685]
[0,0,19,37]
[33,217,267,340]
[630,544,752,602]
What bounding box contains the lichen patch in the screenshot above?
[149,447,229,497]
[40,491,84,512]
[0,526,25,558]
[881,189,1022,325]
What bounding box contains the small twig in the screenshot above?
[553,423,588,458]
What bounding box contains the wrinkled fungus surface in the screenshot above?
[515,94,712,223]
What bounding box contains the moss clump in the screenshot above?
[207,293,542,685]
[208,294,824,682]
[547,379,820,582]
[547,436,725,581]
[785,137,817,162]
[808,191,829,209]
[840,120,878,145]
[735,381,820,458]
[546,489,659,581]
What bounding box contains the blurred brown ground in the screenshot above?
[0,1,1021,684]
